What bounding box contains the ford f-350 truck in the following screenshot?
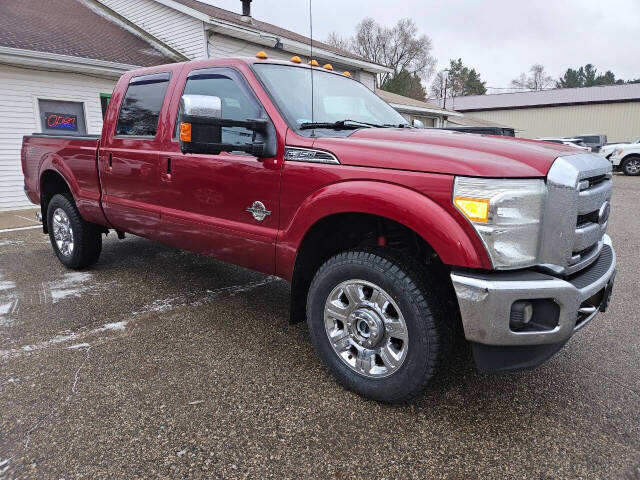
[22,54,616,403]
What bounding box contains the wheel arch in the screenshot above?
[279,181,489,323]
[39,167,74,233]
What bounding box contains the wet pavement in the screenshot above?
[0,175,638,479]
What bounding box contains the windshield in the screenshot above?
[254,64,408,129]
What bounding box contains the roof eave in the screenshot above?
[0,46,141,78]
[388,102,463,117]
[205,19,391,73]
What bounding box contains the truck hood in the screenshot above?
[312,128,581,177]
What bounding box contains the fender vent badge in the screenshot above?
[246,201,271,222]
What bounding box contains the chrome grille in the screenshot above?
[539,153,612,275]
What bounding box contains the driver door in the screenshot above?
[157,67,282,274]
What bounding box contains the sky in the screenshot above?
[202,0,640,94]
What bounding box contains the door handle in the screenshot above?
[107,153,113,173]
[161,157,172,181]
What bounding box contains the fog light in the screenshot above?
[510,300,533,330]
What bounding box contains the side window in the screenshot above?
[176,69,262,145]
[116,73,170,136]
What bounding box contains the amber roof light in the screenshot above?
[256,51,268,59]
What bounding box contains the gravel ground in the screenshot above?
[0,175,638,479]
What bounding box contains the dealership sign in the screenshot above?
[45,112,78,131]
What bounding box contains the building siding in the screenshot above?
[358,72,376,91]
[98,0,206,60]
[465,102,640,142]
[0,64,116,211]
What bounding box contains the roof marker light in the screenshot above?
[290,56,302,63]
[308,59,319,67]
[323,63,333,70]
[343,71,352,77]
[256,51,268,59]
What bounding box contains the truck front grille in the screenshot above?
[539,153,613,275]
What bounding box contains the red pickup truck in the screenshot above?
[22,55,616,402]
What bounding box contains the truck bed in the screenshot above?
[22,133,107,227]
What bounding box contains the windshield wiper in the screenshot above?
[380,123,413,128]
[299,119,380,130]
[299,119,414,130]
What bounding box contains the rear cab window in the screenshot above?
[116,72,171,137]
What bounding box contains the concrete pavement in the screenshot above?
[0,175,638,479]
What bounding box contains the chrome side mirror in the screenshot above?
[412,119,425,129]
[180,94,222,119]
[178,94,276,158]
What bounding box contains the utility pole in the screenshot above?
[443,69,450,110]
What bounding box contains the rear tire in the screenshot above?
[622,156,640,176]
[47,194,102,269]
[306,248,450,403]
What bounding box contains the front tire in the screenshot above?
[307,248,450,403]
[47,194,102,269]
[622,156,640,176]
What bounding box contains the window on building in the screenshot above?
[100,93,111,119]
[38,99,87,135]
[116,72,170,136]
[175,68,263,145]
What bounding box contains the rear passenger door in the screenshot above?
[99,72,172,239]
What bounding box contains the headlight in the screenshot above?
[453,177,546,269]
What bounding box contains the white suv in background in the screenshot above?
[600,139,640,176]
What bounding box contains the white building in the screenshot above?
[0,0,389,211]
[375,89,462,127]
[438,83,640,142]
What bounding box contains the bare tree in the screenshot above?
[430,59,486,99]
[511,64,553,91]
[326,17,436,86]
[325,31,351,52]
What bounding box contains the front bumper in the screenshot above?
[451,235,616,371]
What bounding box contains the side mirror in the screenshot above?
[412,119,425,129]
[178,94,276,157]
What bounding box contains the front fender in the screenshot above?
[276,180,491,280]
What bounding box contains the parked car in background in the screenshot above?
[574,134,608,152]
[439,126,516,137]
[535,137,592,152]
[600,141,640,175]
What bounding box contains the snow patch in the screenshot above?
[96,321,128,332]
[49,272,93,302]
[0,239,24,247]
[0,280,15,291]
[0,302,12,315]
[68,343,90,350]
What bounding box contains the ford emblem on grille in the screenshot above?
[598,201,611,226]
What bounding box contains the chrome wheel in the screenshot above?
[324,280,408,378]
[624,158,640,175]
[52,208,74,257]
